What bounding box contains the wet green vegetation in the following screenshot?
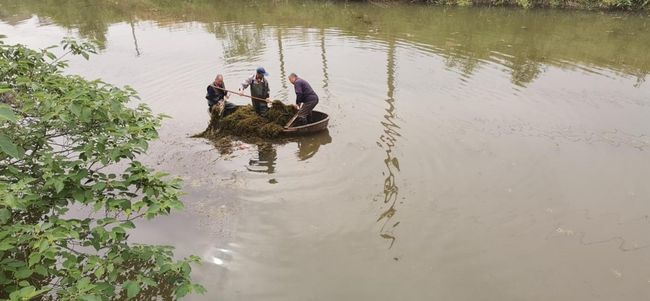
[196,102,297,140]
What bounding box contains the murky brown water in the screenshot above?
[2,1,650,300]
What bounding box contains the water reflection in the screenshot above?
[320,28,332,102]
[1,0,649,87]
[129,20,141,56]
[207,22,266,64]
[244,130,333,173]
[277,28,289,101]
[376,39,402,249]
[296,130,332,161]
[247,143,277,174]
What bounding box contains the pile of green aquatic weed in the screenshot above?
[267,100,298,125]
[193,101,297,139]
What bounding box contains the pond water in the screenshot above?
[2,1,650,300]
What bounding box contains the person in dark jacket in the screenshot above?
[288,73,319,126]
[239,67,271,116]
[206,74,235,115]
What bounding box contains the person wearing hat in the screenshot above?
[239,67,271,116]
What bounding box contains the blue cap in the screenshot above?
[256,67,269,76]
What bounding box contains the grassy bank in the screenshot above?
[360,0,649,10]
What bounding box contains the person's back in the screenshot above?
[288,73,318,126]
[294,78,319,104]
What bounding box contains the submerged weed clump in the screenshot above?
[194,101,297,139]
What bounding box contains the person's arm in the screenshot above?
[265,81,270,99]
[294,81,305,104]
[240,76,252,93]
[206,85,216,100]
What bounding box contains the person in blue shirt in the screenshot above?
[288,73,319,126]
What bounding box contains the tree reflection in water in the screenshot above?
[1,0,648,86]
[376,38,402,249]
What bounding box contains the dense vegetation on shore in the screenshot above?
[358,0,648,10]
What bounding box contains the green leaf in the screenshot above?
[14,286,48,299]
[14,268,32,279]
[140,277,156,287]
[38,240,49,252]
[180,262,191,274]
[0,241,14,251]
[93,201,103,212]
[73,190,86,202]
[28,253,41,267]
[193,284,207,294]
[0,209,10,224]
[80,295,101,301]
[80,108,92,122]
[77,277,94,292]
[53,180,65,193]
[33,265,48,276]
[94,182,106,191]
[94,266,105,278]
[175,284,190,298]
[120,221,135,229]
[63,256,78,269]
[0,103,17,122]
[70,103,82,117]
[0,134,24,159]
[124,281,140,299]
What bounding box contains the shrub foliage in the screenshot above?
[0,37,204,300]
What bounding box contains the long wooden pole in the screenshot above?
[214,86,274,104]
